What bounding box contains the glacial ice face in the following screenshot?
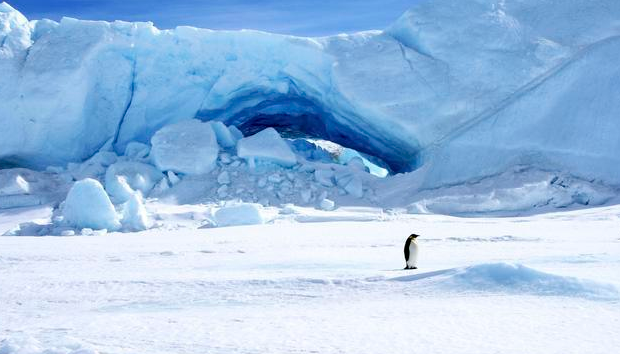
[0,0,619,187]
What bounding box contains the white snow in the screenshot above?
[1,206,620,353]
[236,128,297,168]
[61,178,120,231]
[150,119,220,175]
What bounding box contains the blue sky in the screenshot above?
[8,0,419,36]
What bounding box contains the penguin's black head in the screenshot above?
[410,234,419,239]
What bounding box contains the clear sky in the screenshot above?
[7,0,420,36]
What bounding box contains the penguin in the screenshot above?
[404,234,419,269]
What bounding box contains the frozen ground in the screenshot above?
[1,206,619,354]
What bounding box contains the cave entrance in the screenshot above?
[236,113,390,177]
[195,90,415,175]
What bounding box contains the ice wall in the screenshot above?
[1,0,619,186]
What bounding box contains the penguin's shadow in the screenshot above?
[388,268,453,282]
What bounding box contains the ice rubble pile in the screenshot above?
[4,120,378,235]
[1,0,620,187]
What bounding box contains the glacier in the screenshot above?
[0,0,620,223]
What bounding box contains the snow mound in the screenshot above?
[237,128,297,168]
[62,178,120,231]
[392,263,619,300]
[214,203,264,227]
[150,119,219,175]
[0,335,98,354]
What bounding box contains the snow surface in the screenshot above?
[1,206,620,353]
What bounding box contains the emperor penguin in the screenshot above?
[404,234,419,269]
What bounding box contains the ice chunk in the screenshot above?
[0,171,30,195]
[124,142,151,159]
[214,203,264,227]
[314,169,335,187]
[217,185,229,198]
[237,128,297,168]
[63,178,120,231]
[219,152,232,164]
[228,125,244,141]
[209,121,237,148]
[105,161,163,202]
[167,171,181,185]
[68,151,118,181]
[150,119,219,175]
[121,193,151,231]
[319,198,335,211]
[217,171,231,185]
[344,175,364,198]
[300,189,312,203]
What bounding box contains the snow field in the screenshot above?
[1,208,620,353]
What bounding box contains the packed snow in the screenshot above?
[1,207,620,353]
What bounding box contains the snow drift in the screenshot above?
[392,263,620,300]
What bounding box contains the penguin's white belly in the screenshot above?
[407,242,418,268]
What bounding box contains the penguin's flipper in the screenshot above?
[404,238,411,261]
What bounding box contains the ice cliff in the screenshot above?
[1,0,619,190]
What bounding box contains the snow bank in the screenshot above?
[237,128,297,168]
[392,263,619,300]
[62,178,120,231]
[404,169,616,215]
[214,203,264,227]
[150,119,219,175]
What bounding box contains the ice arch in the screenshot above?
[193,85,411,173]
